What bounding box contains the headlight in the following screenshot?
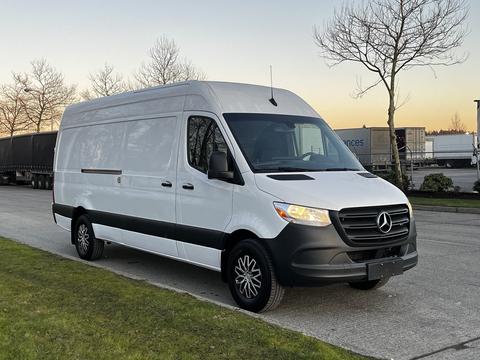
[407,201,413,217]
[273,202,331,227]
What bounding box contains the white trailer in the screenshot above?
[426,134,477,168]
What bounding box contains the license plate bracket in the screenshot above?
[367,259,404,281]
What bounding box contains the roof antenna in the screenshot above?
[269,65,277,106]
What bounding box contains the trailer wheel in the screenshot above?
[44,176,52,190]
[32,175,39,189]
[38,175,46,189]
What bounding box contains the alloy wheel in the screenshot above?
[234,254,262,299]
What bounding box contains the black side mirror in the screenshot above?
[208,151,234,180]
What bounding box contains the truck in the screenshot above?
[0,131,57,189]
[426,134,478,168]
[335,127,426,168]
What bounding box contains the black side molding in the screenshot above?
[52,203,75,218]
[52,204,225,250]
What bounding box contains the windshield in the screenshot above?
[224,113,363,173]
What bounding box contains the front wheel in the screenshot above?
[74,215,104,260]
[349,277,390,290]
[227,239,284,313]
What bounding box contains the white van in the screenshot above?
[53,81,417,312]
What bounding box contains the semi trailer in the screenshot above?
[335,127,426,168]
[426,134,478,168]
[0,131,57,189]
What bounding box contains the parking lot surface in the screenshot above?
[0,186,479,360]
[411,168,478,192]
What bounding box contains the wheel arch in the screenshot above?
[221,229,261,282]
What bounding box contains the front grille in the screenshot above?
[332,204,410,246]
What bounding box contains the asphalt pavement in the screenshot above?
[411,168,479,192]
[0,186,479,360]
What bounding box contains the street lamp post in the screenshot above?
[475,100,480,181]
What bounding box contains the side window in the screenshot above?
[187,116,228,174]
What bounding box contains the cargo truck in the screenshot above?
[0,131,57,189]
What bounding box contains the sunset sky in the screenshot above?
[1,0,478,131]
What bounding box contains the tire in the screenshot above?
[44,176,52,190]
[73,215,104,261]
[38,175,46,189]
[349,277,390,290]
[32,175,39,189]
[227,239,284,313]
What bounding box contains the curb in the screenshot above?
[413,204,480,215]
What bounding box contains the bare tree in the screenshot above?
[314,0,468,188]
[0,77,28,137]
[135,35,205,87]
[81,63,129,100]
[450,112,466,133]
[14,59,76,132]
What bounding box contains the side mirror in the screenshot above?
[208,151,234,180]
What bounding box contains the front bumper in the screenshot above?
[261,219,418,287]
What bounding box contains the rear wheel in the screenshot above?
[349,277,390,290]
[32,175,39,189]
[38,175,46,189]
[227,239,284,313]
[44,176,52,190]
[74,215,104,260]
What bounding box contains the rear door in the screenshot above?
[175,112,234,269]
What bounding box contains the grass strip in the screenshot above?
[409,196,480,208]
[0,237,370,360]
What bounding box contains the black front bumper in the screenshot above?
[261,220,418,287]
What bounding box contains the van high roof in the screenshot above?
[61,81,319,129]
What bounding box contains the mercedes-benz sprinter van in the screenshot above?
[53,81,417,312]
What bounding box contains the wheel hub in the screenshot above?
[234,254,262,299]
[77,224,89,253]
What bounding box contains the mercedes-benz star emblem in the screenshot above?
[376,211,393,234]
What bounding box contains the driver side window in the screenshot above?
[187,116,228,174]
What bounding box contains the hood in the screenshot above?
[254,171,408,211]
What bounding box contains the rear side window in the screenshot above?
[187,116,228,174]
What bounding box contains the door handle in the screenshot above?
[182,183,194,190]
[161,181,172,188]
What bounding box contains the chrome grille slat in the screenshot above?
[336,204,410,246]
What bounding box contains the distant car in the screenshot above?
[52,81,418,312]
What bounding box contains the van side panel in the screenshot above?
[55,122,125,213]
[115,116,180,257]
